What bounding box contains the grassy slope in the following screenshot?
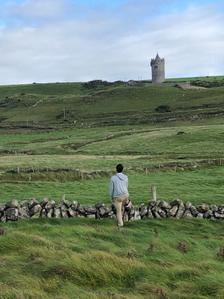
[2,218,224,299]
[1,78,224,298]
[0,79,224,124]
[1,123,224,157]
[74,124,224,157]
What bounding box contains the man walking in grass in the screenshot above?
[109,164,129,227]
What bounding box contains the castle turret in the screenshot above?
[150,54,165,83]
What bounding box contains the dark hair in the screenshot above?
[116,164,123,173]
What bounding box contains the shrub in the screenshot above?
[155,105,171,113]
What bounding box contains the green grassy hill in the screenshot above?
[1,77,224,298]
[0,77,224,126]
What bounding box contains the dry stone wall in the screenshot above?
[1,198,224,223]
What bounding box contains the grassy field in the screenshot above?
[2,218,224,299]
[1,78,224,298]
[1,122,224,157]
[1,167,224,205]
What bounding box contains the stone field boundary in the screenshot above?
[1,198,224,223]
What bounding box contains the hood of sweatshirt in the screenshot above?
[116,173,127,181]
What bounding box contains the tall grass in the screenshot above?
[1,218,224,298]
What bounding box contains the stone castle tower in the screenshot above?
[150,54,165,83]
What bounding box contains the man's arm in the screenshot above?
[109,179,114,198]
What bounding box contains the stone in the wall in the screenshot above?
[78,206,85,217]
[218,205,224,214]
[71,201,80,211]
[0,205,5,218]
[47,209,54,218]
[6,199,19,209]
[214,212,224,219]
[45,200,56,210]
[139,203,148,219]
[40,208,48,218]
[45,200,56,218]
[0,214,6,223]
[62,199,72,208]
[197,204,209,213]
[54,208,61,218]
[101,206,111,217]
[95,203,110,219]
[148,200,157,209]
[5,208,19,221]
[211,205,218,212]
[133,210,141,220]
[20,200,29,207]
[60,204,69,218]
[159,200,171,217]
[60,209,68,218]
[176,201,185,219]
[30,204,42,218]
[67,207,77,217]
[18,206,30,219]
[158,200,171,210]
[28,198,39,210]
[147,208,154,219]
[203,210,213,219]
[40,198,49,208]
[183,209,193,218]
[185,202,192,210]
[170,199,182,207]
[170,205,179,217]
[151,209,161,219]
[190,206,199,217]
[84,206,96,216]
[197,213,204,219]
[157,208,167,218]
[124,200,134,221]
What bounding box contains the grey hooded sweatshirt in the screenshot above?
[109,173,129,198]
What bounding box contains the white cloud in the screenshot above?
[0,0,223,84]
[3,0,71,21]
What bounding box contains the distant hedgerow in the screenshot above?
[191,80,224,88]
[82,80,112,89]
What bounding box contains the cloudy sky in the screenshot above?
[0,0,223,84]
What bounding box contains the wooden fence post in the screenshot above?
[151,185,157,201]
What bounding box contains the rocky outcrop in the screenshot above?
[1,198,224,223]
